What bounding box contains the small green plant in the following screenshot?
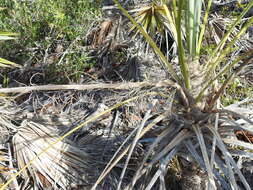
[221,77,253,106]
[45,51,96,83]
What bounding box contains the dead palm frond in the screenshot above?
[2,91,156,190]
[85,16,128,55]
[208,14,238,45]
[12,120,93,189]
[0,99,20,189]
[103,102,253,189]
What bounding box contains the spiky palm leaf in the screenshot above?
[129,2,177,37]
[128,1,179,63]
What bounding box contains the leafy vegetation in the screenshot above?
[222,77,253,106]
[0,0,101,83]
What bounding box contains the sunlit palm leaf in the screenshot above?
[0,32,21,68]
[130,3,174,36]
[0,58,21,68]
[185,0,202,57]
[0,32,18,37]
[0,32,18,41]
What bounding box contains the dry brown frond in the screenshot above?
[12,120,93,189]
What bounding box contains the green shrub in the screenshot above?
[0,0,101,83]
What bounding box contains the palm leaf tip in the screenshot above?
[0,31,21,68]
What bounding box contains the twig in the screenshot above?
[0,80,175,94]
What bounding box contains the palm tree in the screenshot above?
[91,0,253,189]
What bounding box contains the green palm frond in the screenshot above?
[114,0,180,82]
[0,32,18,41]
[130,3,176,37]
[0,58,21,68]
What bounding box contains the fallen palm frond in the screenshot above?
[0,99,20,189]
[92,108,175,190]
[0,80,174,94]
[207,14,239,45]
[2,91,161,189]
[12,120,93,189]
